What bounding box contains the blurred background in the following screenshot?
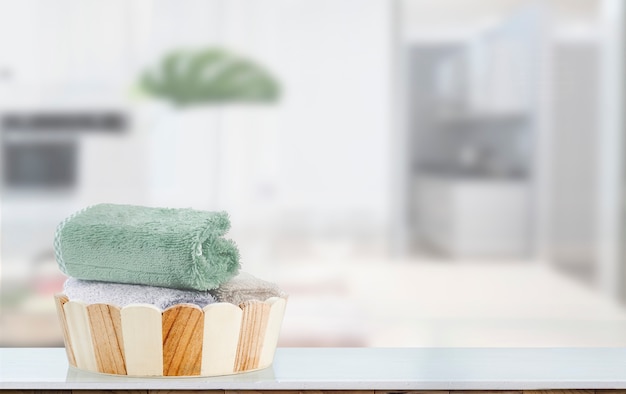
[1,0,626,347]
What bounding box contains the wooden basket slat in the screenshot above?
[121,304,163,376]
[162,304,204,376]
[63,301,98,372]
[201,302,243,376]
[234,300,271,372]
[87,303,126,375]
[258,297,288,369]
[54,294,77,367]
[56,295,286,377]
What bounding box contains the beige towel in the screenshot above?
[213,272,286,305]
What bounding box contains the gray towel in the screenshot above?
[63,278,216,310]
[213,272,286,305]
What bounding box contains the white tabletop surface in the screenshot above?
[1,347,626,390]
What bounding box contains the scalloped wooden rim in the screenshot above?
[54,293,287,377]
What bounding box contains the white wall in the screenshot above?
[143,0,394,238]
[0,0,395,253]
[548,43,599,279]
[199,0,394,240]
[268,0,393,235]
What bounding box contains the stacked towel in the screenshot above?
[213,272,286,305]
[55,203,286,309]
[64,278,217,309]
[54,203,240,291]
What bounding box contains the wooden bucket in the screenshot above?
[54,293,287,377]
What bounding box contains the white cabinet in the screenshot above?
[433,6,542,119]
[416,176,529,258]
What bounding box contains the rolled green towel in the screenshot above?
[54,203,240,290]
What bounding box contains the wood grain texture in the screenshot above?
[225,391,375,394]
[523,392,594,394]
[374,392,450,394]
[2,391,73,394]
[234,300,271,372]
[225,391,300,394]
[148,391,224,394]
[121,304,163,376]
[375,392,449,394]
[453,392,522,394]
[87,303,126,375]
[596,391,626,394]
[258,297,287,369]
[162,304,204,376]
[72,390,148,394]
[201,302,243,376]
[63,301,98,372]
[72,391,148,394]
[4,390,623,394]
[54,294,76,367]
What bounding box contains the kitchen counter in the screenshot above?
[1,347,626,391]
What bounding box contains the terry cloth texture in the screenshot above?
[54,203,240,290]
[63,278,217,309]
[213,272,286,305]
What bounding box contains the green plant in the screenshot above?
[141,48,280,107]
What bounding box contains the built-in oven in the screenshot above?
[1,112,126,192]
[1,112,127,280]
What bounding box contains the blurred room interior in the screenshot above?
[1,0,626,347]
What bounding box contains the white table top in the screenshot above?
[1,347,626,390]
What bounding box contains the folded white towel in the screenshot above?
[212,272,286,305]
[63,278,216,309]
